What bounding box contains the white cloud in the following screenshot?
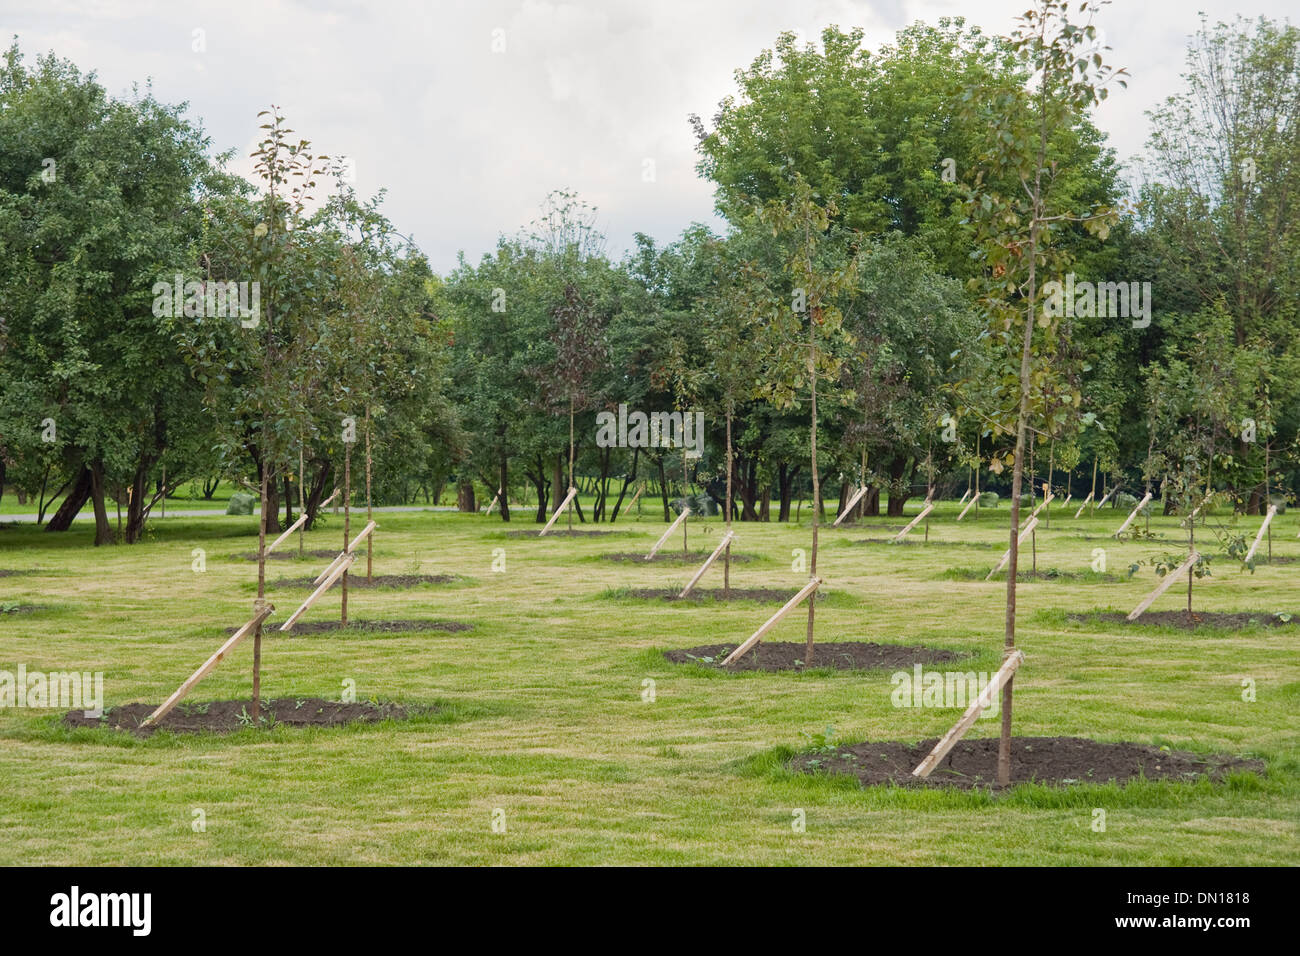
[2,0,1292,271]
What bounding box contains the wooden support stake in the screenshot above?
[1244,505,1277,563]
[265,512,309,556]
[832,486,868,527]
[911,650,1025,778]
[959,489,971,505]
[140,603,276,728]
[539,486,577,536]
[1073,491,1094,519]
[646,507,691,559]
[679,530,735,597]
[625,483,644,514]
[986,515,1040,579]
[891,500,935,543]
[311,521,378,586]
[1096,485,1120,510]
[1127,550,1200,621]
[485,487,503,516]
[347,520,377,553]
[721,577,822,666]
[1062,493,1072,508]
[1113,491,1152,538]
[1030,491,1055,519]
[956,493,980,522]
[283,553,355,631]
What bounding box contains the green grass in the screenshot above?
[0,501,1296,865]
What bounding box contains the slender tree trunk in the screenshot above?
[567,398,575,532]
[298,442,306,556]
[805,315,820,665]
[725,408,733,597]
[342,440,351,626]
[365,406,373,582]
[88,461,114,546]
[253,464,268,723]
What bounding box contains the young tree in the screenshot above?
[756,177,859,665]
[961,0,1126,784]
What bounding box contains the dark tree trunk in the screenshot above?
[656,454,670,520]
[457,481,476,513]
[498,450,510,522]
[610,447,638,523]
[46,465,93,532]
[88,460,114,546]
[525,454,550,522]
[886,455,911,517]
[303,460,333,530]
[777,462,800,522]
[863,484,880,516]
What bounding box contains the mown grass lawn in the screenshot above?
[1,501,1296,865]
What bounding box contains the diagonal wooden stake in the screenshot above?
[539,486,577,536]
[720,577,822,666]
[956,493,980,521]
[891,499,935,543]
[311,520,378,586]
[264,488,339,555]
[283,553,355,631]
[986,515,1039,580]
[1127,550,1200,621]
[140,603,276,728]
[484,487,504,516]
[1113,491,1152,538]
[832,486,868,527]
[679,530,735,597]
[959,489,971,505]
[646,507,691,559]
[912,650,1024,778]
[1072,491,1094,519]
[1244,505,1277,562]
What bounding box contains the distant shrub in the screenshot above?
[979,492,999,507]
[226,492,256,515]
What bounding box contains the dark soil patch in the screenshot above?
[665,640,963,671]
[623,587,796,603]
[238,549,340,561]
[790,736,1264,790]
[852,538,993,549]
[598,551,754,564]
[0,605,44,614]
[278,619,472,635]
[1071,610,1298,630]
[0,569,35,577]
[270,573,456,589]
[954,568,1119,582]
[504,529,619,538]
[62,697,419,735]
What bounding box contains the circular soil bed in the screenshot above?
[239,549,340,561]
[790,736,1264,789]
[504,529,620,538]
[278,619,471,635]
[624,587,797,603]
[599,550,754,564]
[0,568,36,577]
[665,641,963,671]
[63,697,419,735]
[1071,611,1297,631]
[852,538,993,549]
[270,573,457,589]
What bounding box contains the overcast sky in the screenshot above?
[3,0,1292,272]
